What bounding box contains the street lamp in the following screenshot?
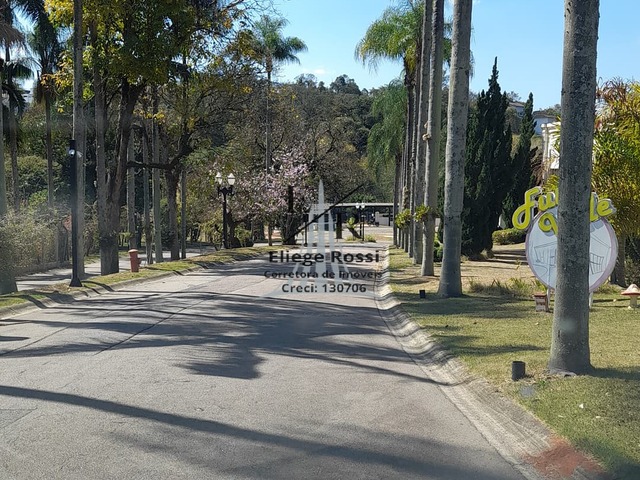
[216,172,235,249]
[355,203,365,241]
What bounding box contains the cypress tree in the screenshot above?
[502,93,537,227]
[461,58,512,256]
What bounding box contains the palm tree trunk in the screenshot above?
[422,0,444,277]
[611,233,626,286]
[181,169,187,259]
[143,125,153,264]
[127,135,137,249]
[0,67,7,217]
[9,95,18,212]
[0,65,17,293]
[438,0,473,298]
[72,0,85,277]
[152,87,163,263]
[549,0,600,375]
[45,93,54,209]
[265,67,272,171]
[413,1,433,265]
[393,153,401,246]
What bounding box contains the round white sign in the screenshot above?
[525,207,618,292]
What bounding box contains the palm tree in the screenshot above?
[3,54,32,212]
[367,81,407,246]
[356,1,422,253]
[251,15,307,171]
[438,0,473,298]
[549,0,600,375]
[29,18,63,210]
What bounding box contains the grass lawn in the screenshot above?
[388,246,640,479]
[0,246,281,310]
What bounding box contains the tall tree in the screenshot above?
[356,1,423,252]
[438,0,472,298]
[461,59,512,256]
[72,0,85,278]
[249,15,306,171]
[412,0,432,265]
[2,54,31,212]
[548,0,600,374]
[29,16,63,210]
[0,0,23,294]
[502,93,536,227]
[367,81,407,246]
[421,0,444,276]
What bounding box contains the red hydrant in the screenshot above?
[128,249,141,273]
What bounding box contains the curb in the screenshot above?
[374,250,611,480]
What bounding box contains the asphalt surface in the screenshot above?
[0,243,527,479]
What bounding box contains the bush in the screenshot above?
[492,228,526,245]
[395,209,412,229]
[234,225,253,247]
[433,238,443,262]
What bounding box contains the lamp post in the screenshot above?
[356,203,365,241]
[216,172,235,249]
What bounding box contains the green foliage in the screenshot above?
[502,93,537,228]
[462,59,513,256]
[234,225,253,247]
[0,211,58,273]
[468,277,538,298]
[433,237,443,262]
[394,208,412,229]
[492,228,526,245]
[414,204,437,223]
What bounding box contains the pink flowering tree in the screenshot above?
[208,147,316,246]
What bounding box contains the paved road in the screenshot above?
[0,244,526,479]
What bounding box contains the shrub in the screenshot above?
[234,225,253,247]
[492,228,526,245]
[433,237,443,262]
[394,209,412,229]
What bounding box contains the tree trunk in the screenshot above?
[143,127,153,264]
[9,95,18,212]
[93,27,118,275]
[0,67,7,217]
[73,0,85,277]
[413,1,433,266]
[265,67,272,171]
[422,0,445,277]
[393,153,401,247]
[438,0,473,298]
[152,88,163,263]
[611,233,626,287]
[127,135,137,249]
[101,78,144,274]
[163,138,180,261]
[406,80,416,257]
[548,0,600,375]
[181,169,187,259]
[45,92,54,210]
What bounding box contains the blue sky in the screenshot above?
[271,0,640,110]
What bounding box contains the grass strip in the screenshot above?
[388,247,640,479]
